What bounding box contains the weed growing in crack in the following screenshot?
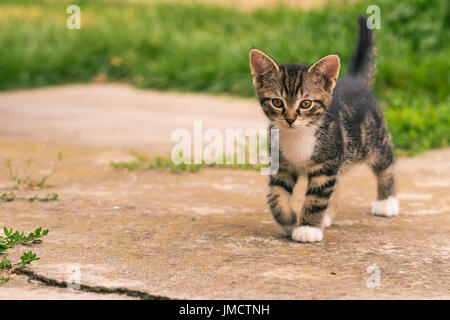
[0,227,49,283]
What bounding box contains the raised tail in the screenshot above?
[347,16,376,86]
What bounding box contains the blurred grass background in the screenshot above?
[0,0,448,155]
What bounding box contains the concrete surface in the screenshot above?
[0,84,448,299]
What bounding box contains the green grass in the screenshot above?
[0,0,449,155]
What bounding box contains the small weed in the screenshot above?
[111,150,262,174]
[0,192,15,202]
[2,152,63,202]
[0,191,59,203]
[27,193,59,202]
[0,227,49,283]
[0,226,49,249]
[5,152,64,190]
[0,276,10,284]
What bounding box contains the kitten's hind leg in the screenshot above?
[267,169,299,234]
[369,145,399,217]
[322,186,339,228]
[322,214,333,228]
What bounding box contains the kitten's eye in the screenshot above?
[300,100,312,109]
[271,98,284,109]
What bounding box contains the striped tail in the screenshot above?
[347,16,376,86]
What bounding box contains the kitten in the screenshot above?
[249,16,398,243]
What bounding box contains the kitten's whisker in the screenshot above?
[321,110,338,119]
[306,123,328,137]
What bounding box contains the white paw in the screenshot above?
[322,214,332,228]
[292,226,323,243]
[372,196,399,217]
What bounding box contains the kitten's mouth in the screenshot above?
[276,121,303,130]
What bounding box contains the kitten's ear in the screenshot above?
[249,48,279,76]
[308,54,340,90]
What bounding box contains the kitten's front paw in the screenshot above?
[292,226,323,243]
[371,196,399,217]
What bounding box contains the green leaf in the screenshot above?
[0,276,10,284]
[0,256,12,269]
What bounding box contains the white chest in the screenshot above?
[279,127,317,167]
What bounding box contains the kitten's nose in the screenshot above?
[285,117,296,125]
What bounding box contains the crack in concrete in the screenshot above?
[13,268,172,300]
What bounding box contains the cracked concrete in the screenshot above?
[0,84,449,299]
[0,274,138,300]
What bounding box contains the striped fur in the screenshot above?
[250,16,397,242]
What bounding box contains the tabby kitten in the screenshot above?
[250,16,398,243]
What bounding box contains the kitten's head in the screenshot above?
[250,48,340,130]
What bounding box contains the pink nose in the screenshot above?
[285,118,296,125]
